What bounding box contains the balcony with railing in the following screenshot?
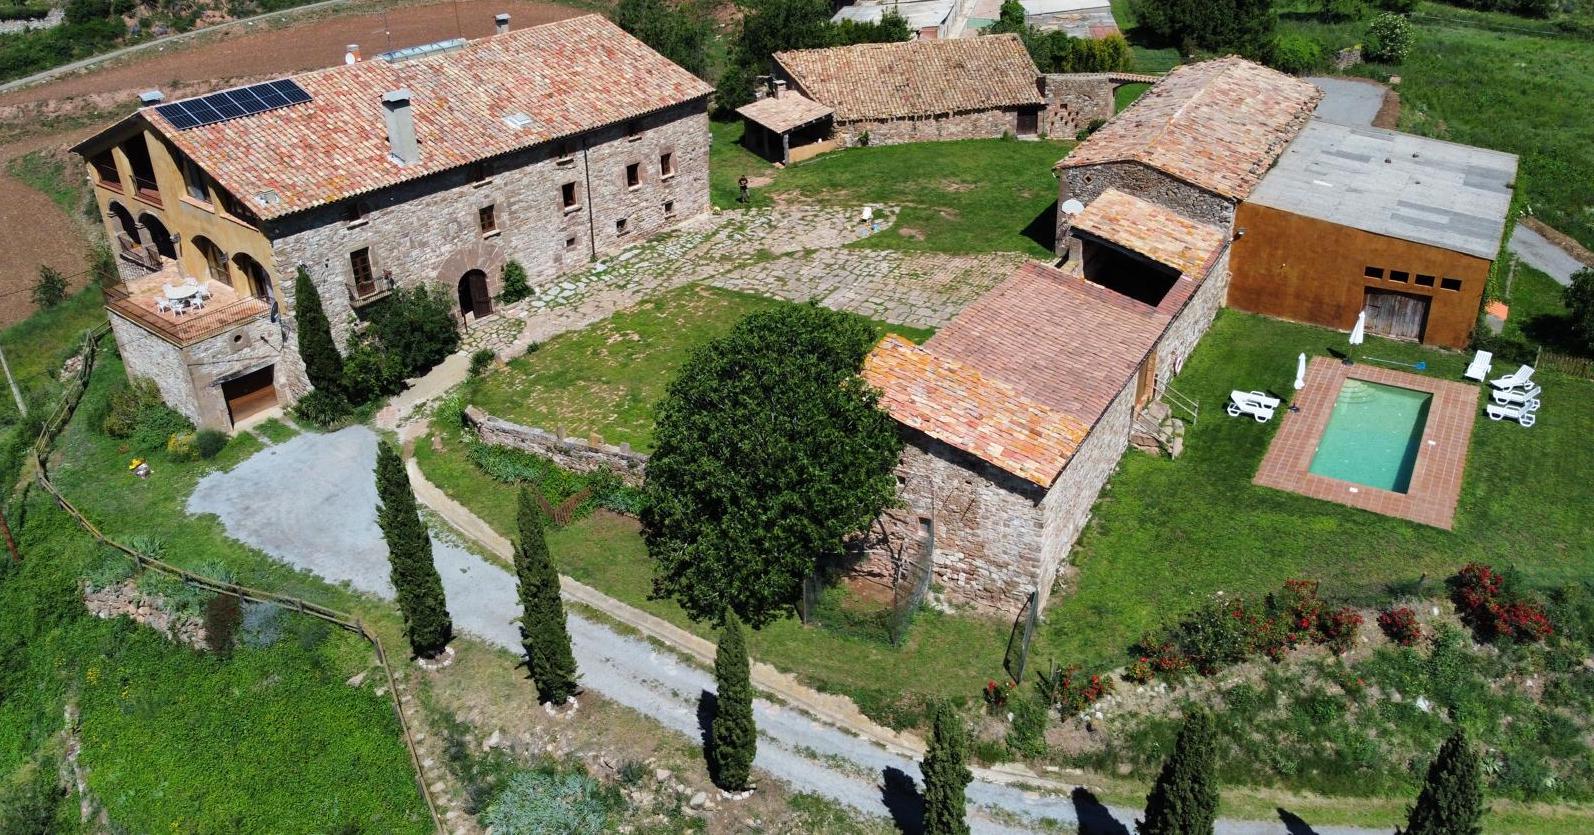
[132,175,163,207]
[104,262,271,347]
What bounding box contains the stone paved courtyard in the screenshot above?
[475,205,1033,355]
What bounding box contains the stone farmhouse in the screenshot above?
[863,56,1515,616]
[72,14,711,430]
[736,35,1118,164]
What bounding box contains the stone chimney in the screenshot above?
[138,90,164,105]
[495,12,510,34]
[774,79,788,99]
[382,89,419,166]
[345,43,361,64]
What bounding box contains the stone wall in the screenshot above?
[1153,248,1232,389]
[834,107,1027,147]
[1035,377,1135,610]
[180,316,293,429]
[109,311,200,424]
[1057,161,1235,255]
[463,405,648,486]
[267,99,711,359]
[862,429,1049,614]
[84,579,207,649]
[1040,74,1115,138]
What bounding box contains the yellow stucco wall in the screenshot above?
[87,129,279,298]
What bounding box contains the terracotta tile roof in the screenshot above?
[773,34,1043,122]
[1071,188,1227,277]
[735,93,834,134]
[136,15,712,220]
[864,334,1088,486]
[927,262,1166,425]
[1056,56,1321,199]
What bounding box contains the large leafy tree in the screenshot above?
[292,266,344,397]
[1138,710,1219,835]
[921,703,972,835]
[1129,0,1276,60]
[374,440,452,658]
[1400,729,1485,835]
[716,0,909,110]
[512,487,579,704]
[1565,267,1594,354]
[616,0,714,79]
[642,304,902,627]
[710,611,757,790]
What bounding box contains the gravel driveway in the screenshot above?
[188,426,1382,835]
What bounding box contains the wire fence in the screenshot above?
[27,324,445,834]
[798,533,935,647]
[1004,589,1041,686]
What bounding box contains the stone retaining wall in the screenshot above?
[463,405,648,486]
[83,579,207,649]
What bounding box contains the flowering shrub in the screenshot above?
[1040,665,1116,717]
[1377,606,1423,646]
[1451,562,1554,644]
[1316,606,1364,655]
[982,679,1014,715]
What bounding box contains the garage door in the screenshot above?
[222,365,277,426]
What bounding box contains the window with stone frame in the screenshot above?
[478,204,497,235]
[555,141,577,166]
[663,199,675,217]
[350,247,376,297]
[625,119,643,140]
[344,200,371,225]
[659,152,675,178]
[625,162,641,189]
[560,181,579,211]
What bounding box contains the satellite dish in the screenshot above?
[1061,198,1085,216]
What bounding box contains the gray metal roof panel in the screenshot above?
[1248,119,1518,259]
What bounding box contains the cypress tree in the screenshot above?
[374,440,451,658]
[710,610,757,791]
[921,702,972,835]
[292,265,344,396]
[512,487,579,704]
[1138,710,1219,835]
[1400,729,1485,835]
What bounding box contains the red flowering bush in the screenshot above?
[1377,606,1423,646]
[982,679,1015,715]
[1450,562,1554,644]
[1274,579,1325,644]
[1125,656,1154,684]
[1040,664,1116,716]
[1316,606,1364,655]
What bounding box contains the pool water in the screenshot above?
[1308,380,1432,493]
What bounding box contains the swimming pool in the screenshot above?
[1308,380,1432,493]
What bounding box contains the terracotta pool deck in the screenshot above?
[1254,357,1479,529]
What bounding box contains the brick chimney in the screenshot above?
[345,43,361,64]
[382,89,419,165]
[495,12,510,34]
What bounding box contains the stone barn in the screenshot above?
[862,189,1230,616]
[753,34,1112,151]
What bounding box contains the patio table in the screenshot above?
[164,283,200,301]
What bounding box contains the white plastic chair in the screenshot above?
[1491,384,1541,410]
[1464,350,1492,382]
[1226,390,1280,423]
[154,297,172,314]
[1486,401,1536,427]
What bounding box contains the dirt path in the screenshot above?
[0,0,585,327]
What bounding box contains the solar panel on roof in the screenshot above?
[153,78,311,130]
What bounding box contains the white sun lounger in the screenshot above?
[1491,384,1542,410]
[1226,390,1280,423]
[1464,350,1492,382]
[1489,364,1534,390]
[1486,401,1536,427]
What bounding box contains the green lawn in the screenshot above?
[467,284,933,453]
[1114,82,1151,113]
[1277,1,1594,252]
[2,349,430,831]
[0,284,105,414]
[1107,0,1181,72]
[1034,310,1594,670]
[709,118,776,210]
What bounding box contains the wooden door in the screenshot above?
[469,271,491,319]
[1016,109,1039,136]
[223,365,277,425]
[1363,289,1429,342]
[1135,355,1157,408]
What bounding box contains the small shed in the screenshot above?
[735,87,836,165]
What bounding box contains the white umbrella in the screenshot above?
[1294,352,1307,390]
[1349,311,1366,347]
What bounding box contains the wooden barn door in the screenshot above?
[1363,289,1429,342]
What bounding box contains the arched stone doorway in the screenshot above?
[138,213,178,259]
[107,201,139,243]
[457,269,492,322]
[233,252,273,301]
[192,235,228,285]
